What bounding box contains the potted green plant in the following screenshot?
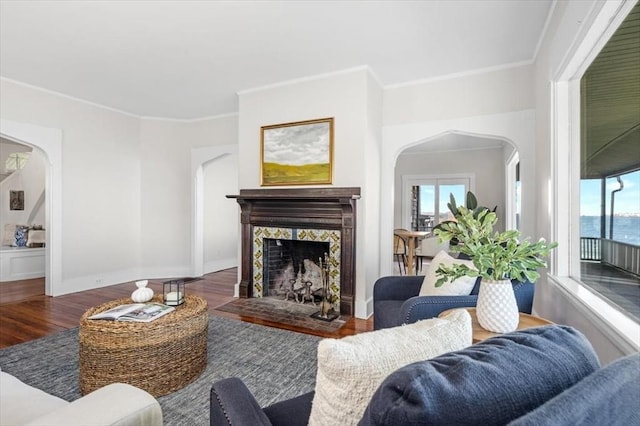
[432,191,496,246]
[434,193,557,333]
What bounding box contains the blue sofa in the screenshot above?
[210,325,640,426]
[373,275,534,330]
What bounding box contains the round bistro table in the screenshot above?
[79,294,208,397]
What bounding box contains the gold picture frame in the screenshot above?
[261,117,334,186]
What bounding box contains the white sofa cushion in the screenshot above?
[0,369,162,426]
[419,250,477,296]
[0,370,68,426]
[417,235,449,258]
[25,383,163,426]
[308,309,472,426]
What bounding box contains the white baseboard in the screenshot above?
[44,261,238,298]
[53,266,192,297]
[355,296,374,320]
[204,257,237,274]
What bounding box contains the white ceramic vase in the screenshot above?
[476,279,519,333]
[131,279,154,303]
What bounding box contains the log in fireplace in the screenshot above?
[227,187,360,316]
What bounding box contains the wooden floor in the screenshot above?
[0,268,373,349]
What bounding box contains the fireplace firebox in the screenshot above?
[227,188,360,316]
[263,239,330,301]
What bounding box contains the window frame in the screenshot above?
[401,174,474,230]
[5,151,31,172]
[550,0,639,350]
[506,152,520,231]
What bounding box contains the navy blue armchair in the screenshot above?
[373,275,534,330]
[209,326,640,426]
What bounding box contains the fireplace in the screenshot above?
[263,238,330,301]
[227,188,360,316]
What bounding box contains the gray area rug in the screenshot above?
[0,316,320,426]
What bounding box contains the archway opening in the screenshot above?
[0,119,62,295]
[392,131,518,275]
[191,145,238,290]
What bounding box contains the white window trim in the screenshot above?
[550,0,639,351]
[506,152,520,231]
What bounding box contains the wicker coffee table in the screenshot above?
[79,294,208,397]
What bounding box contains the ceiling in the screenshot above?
[0,0,553,120]
[581,1,640,179]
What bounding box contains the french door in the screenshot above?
[402,175,472,231]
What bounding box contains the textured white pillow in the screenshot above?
[2,224,17,246]
[419,250,478,296]
[308,309,472,426]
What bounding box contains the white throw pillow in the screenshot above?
[2,224,17,246]
[419,250,478,296]
[308,309,472,426]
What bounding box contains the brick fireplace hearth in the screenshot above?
[227,187,360,316]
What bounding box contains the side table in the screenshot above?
[79,294,208,397]
[440,308,553,343]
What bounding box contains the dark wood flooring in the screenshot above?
[0,268,373,349]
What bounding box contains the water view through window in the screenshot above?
[578,169,640,322]
[579,2,640,323]
[581,170,640,246]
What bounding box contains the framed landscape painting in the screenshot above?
[261,117,334,186]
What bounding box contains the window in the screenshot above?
[578,2,640,323]
[5,151,30,173]
[551,0,639,350]
[403,176,471,231]
[581,172,640,243]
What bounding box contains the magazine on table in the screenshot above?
[88,302,175,322]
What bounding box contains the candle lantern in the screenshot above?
[163,279,185,306]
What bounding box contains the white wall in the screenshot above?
[384,65,534,125]
[137,119,195,278]
[237,68,373,189]
[361,71,384,316]
[0,79,141,294]
[203,152,238,272]
[237,67,383,318]
[0,78,239,294]
[137,115,238,279]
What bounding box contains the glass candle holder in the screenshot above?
[163,279,185,306]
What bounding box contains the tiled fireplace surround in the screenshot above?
[228,188,360,316]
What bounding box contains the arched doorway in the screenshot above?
[379,110,535,276]
[0,119,62,295]
[191,145,239,292]
[394,131,517,233]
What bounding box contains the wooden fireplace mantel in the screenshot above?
[227,187,360,316]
